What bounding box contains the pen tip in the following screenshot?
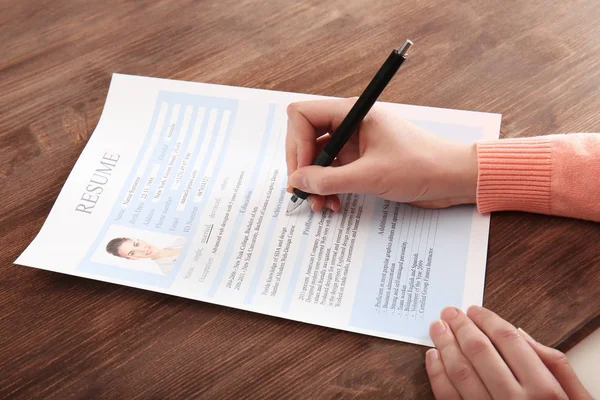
[399,40,413,57]
[286,195,303,216]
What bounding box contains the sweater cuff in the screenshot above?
[476,138,553,215]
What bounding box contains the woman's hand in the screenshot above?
[285,98,478,212]
[426,306,592,399]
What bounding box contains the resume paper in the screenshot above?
[16,74,501,346]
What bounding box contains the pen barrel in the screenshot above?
[295,49,406,201]
[292,188,310,200]
[323,50,406,156]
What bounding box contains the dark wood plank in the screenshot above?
[557,314,600,354]
[1,0,599,398]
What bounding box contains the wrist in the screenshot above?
[448,142,478,204]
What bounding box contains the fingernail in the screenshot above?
[441,307,459,321]
[430,320,446,336]
[325,198,334,211]
[468,305,483,317]
[518,327,536,344]
[308,197,316,211]
[331,198,341,212]
[426,349,439,362]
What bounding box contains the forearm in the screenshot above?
[476,133,600,222]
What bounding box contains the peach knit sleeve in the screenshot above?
[476,133,600,222]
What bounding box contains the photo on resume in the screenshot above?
[91,225,186,276]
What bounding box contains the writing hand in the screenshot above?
[426,306,592,399]
[285,98,477,212]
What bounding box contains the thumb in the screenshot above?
[518,328,591,399]
[289,162,371,196]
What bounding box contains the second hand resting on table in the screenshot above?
[285,98,598,399]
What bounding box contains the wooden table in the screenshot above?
[2,0,599,398]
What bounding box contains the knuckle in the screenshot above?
[494,326,521,342]
[462,336,491,358]
[296,138,311,150]
[447,363,473,383]
[366,105,383,122]
[547,348,569,367]
[362,108,383,131]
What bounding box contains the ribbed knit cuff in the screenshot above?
[476,138,553,214]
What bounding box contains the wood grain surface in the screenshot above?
[1,0,599,398]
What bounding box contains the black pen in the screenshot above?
[286,39,414,215]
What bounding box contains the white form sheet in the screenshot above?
[16,74,501,346]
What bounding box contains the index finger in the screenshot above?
[467,306,559,388]
[440,307,520,397]
[285,98,356,176]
